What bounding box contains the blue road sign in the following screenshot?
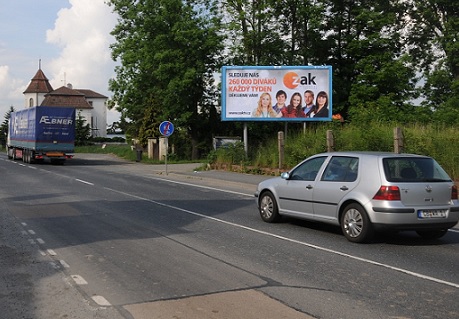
[159,121,174,137]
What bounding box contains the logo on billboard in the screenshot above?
[283,72,317,89]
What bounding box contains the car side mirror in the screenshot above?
[281,172,290,180]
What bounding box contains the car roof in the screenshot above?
[314,151,431,158]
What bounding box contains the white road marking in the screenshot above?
[60,260,70,268]
[47,249,57,256]
[28,229,35,235]
[92,295,111,306]
[75,179,94,185]
[36,238,45,244]
[105,186,459,289]
[71,275,88,285]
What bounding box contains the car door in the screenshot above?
[277,156,327,219]
[312,156,360,223]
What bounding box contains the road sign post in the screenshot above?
[159,121,174,175]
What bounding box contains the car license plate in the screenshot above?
[417,209,447,219]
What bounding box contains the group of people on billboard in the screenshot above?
[251,90,329,118]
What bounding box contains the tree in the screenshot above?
[265,0,325,65]
[108,0,224,159]
[401,0,459,123]
[0,106,15,147]
[75,111,91,146]
[222,0,288,65]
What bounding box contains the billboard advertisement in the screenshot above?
[221,65,332,121]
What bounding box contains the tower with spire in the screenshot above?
[22,62,109,137]
[23,61,54,107]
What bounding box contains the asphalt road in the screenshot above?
[1,153,458,319]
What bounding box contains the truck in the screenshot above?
[7,106,76,164]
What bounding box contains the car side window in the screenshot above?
[321,156,359,182]
[289,156,327,181]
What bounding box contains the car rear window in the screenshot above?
[383,157,451,182]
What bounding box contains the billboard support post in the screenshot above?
[278,131,284,170]
[243,123,248,156]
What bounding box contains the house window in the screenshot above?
[29,98,34,107]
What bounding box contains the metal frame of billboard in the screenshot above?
[221,65,332,122]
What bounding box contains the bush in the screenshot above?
[207,142,247,166]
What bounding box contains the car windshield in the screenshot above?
[383,157,451,182]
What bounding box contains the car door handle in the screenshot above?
[306,185,313,189]
[340,186,349,191]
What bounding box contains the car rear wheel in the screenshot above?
[416,229,448,239]
[258,191,281,223]
[341,203,373,243]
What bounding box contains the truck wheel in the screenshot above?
[29,151,35,164]
[12,148,17,160]
[7,148,13,159]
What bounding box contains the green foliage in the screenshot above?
[0,106,14,147]
[104,0,459,162]
[107,0,223,159]
[207,142,246,166]
[75,112,92,146]
[403,1,459,123]
[205,121,459,180]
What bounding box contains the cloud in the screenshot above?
[0,0,120,123]
[0,65,26,107]
[46,0,117,93]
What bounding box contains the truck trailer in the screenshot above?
[7,106,76,164]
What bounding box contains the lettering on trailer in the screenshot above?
[39,116,73,125]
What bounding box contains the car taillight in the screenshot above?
[373,186,401,201]
[452,185,458,200]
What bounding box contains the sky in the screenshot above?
[0,0,121,125]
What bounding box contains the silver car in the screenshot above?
[255,152,459,243]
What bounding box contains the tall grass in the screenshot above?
[211,122,459,180]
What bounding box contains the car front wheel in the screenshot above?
[341,203,373,243]
[258,191,281,223]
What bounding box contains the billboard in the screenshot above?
[221,65,332,121]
